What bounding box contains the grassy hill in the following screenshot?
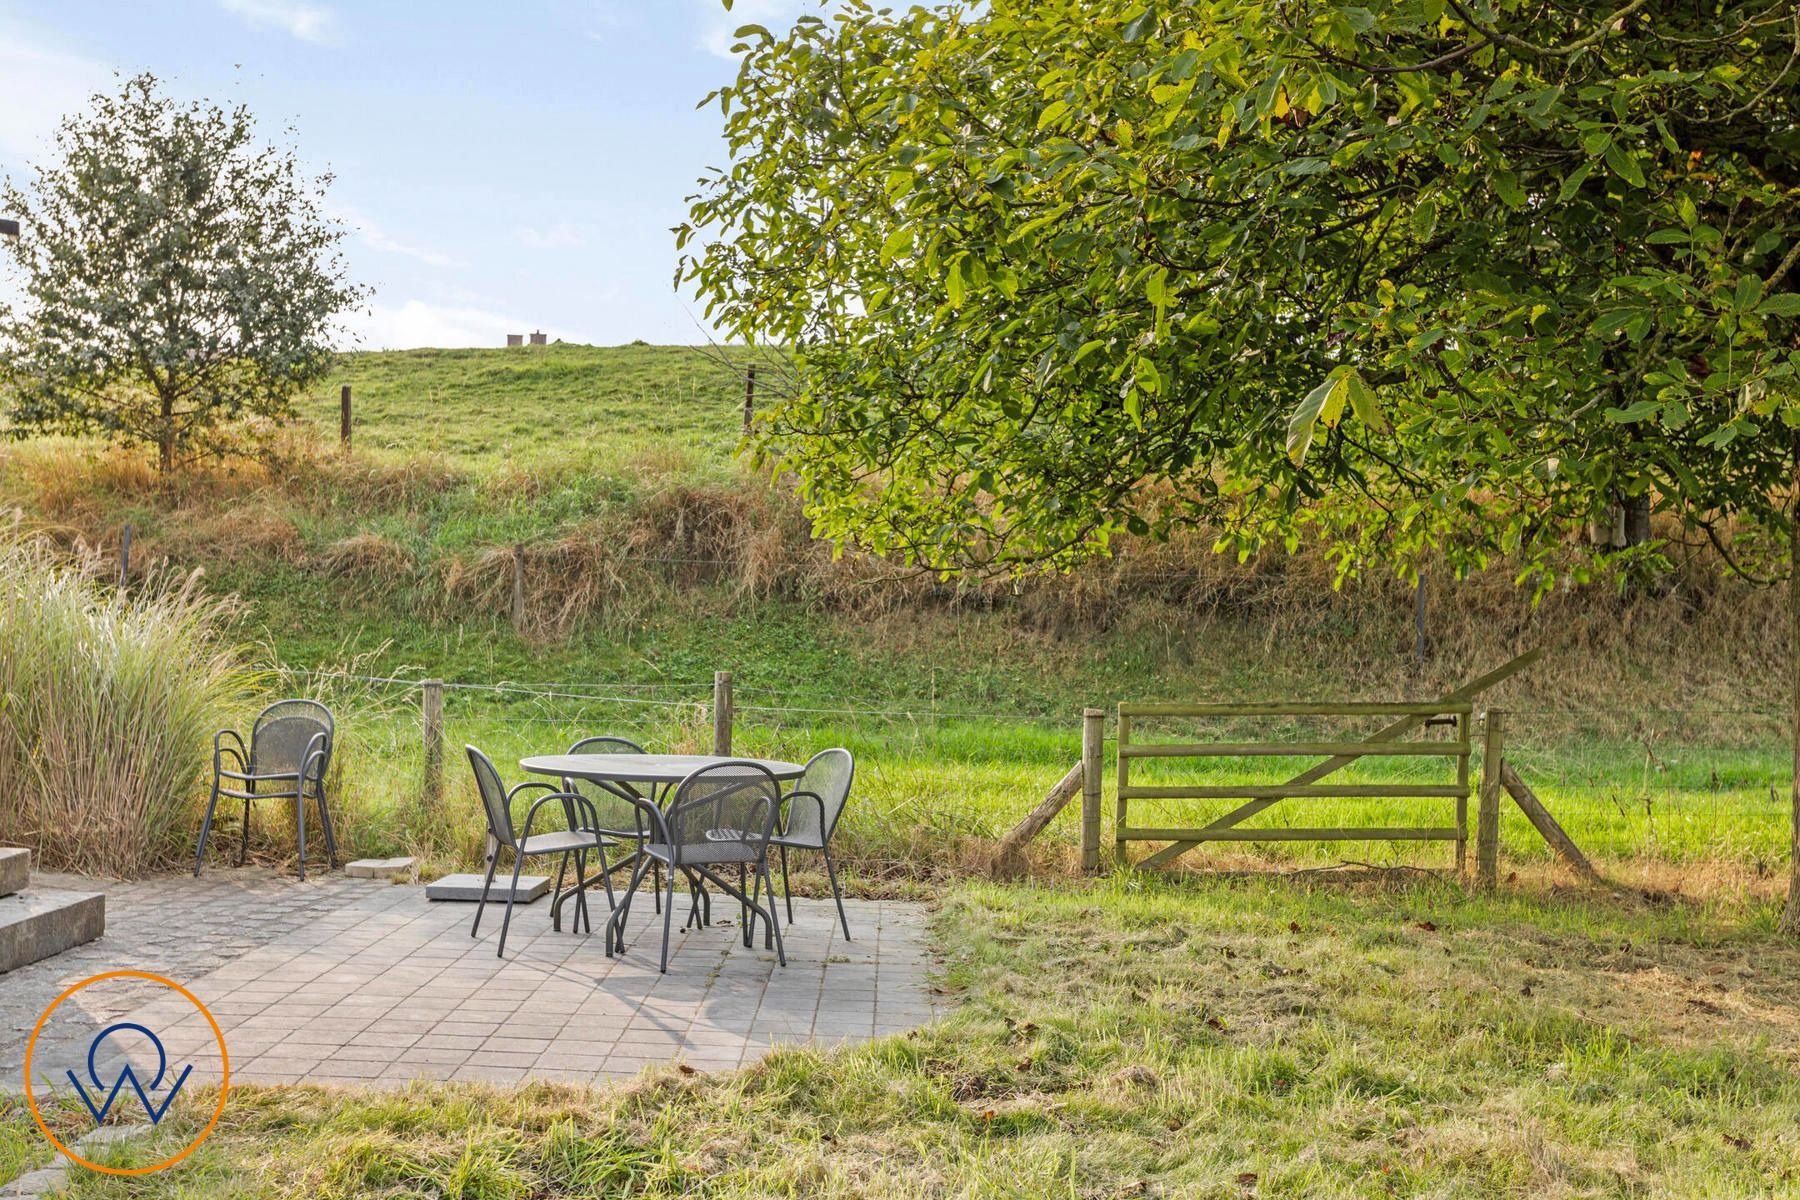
[0,344,1790,884]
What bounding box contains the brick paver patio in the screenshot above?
[2,870,940,1090]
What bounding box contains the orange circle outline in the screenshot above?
[23,969,230,1176]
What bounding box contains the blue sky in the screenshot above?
[0,1,807,348]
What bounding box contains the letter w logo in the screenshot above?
[68,1023,192,1126]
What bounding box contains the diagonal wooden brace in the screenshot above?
[1136,647,1543,870]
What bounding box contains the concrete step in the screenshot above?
[0,848,26,899]
[0,888,105,974]
[426,873,550,903]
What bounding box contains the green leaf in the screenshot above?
[1733,275,1764,311]
[1604,143,1646,188]
[1037,100,1070,131]
[1493,172,1525,210]
[1287,370,1347,464]
[1757,293,1800,317]
[1344,370,1385,432]
[1557,161,1593,202]
[1121,8,1156,42]
[945,261,965,308]
[879,226,914,265]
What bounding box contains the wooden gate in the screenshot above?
[1114,700,1475,869]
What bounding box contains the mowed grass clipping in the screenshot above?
[55,877,1800,1198]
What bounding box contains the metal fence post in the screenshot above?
[340,384,352,452]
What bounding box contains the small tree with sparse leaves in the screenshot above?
[0,74,367,471]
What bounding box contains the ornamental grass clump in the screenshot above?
[0,531,252,876]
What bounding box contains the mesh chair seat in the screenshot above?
[641,840,762,865]
[520,830,613,856]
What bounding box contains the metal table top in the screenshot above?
[518,752,806,786]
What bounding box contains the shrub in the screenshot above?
[0,531,252,876]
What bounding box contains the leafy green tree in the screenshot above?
[0,74,366,471]
[683,1,1800,916]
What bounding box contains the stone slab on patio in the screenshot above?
[1,869,942,1091]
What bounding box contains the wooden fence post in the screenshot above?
[1477,709,1504,888]
[1082,707,1103,873]
[510,544,526,632]
[421,679,445,809]
[1114,705,1131,868]
[118,522,131,588]
[340,384,352,452]
[742,366,756,436]
[713,670,733,755]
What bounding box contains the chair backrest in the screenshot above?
[784,748,855,844]
[664,761,781,866]
[251,699,333,776]
[564,735,648,832]
[465,745,518,850]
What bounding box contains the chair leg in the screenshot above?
[759,862,787,967]
[236,795,251,867]
[471,846,498,938]
[596,842,616,910]
[779,842,793,922]
[315,781,339,869]
[572,850,590,934]
[498,850,527,959]
[294,786,307,882]
[607,855,653,956]
[653,861,662,915]
[658,859,679,973]
[194,781,222,877]
[551,852,570,933]
[822,843,851,941]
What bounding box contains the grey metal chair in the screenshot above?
[195,699,338,880]
[559,735,653,915]
[604,761,786,972]
[770,748,855,939]
[466,745,612,958]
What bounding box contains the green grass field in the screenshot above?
[0,343,1790,884]
[46,876,1800,1196]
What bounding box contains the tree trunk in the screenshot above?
[158,391,174,473]
[1784,475,1800,935]
[1622,493,1651,546]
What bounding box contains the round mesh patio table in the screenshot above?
[518,753,805,786]
[518,753,806,929]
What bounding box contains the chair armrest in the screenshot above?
[301,732,330,784]
[518,791,611,849]
[777,789,829,837]
[214,730,247,773]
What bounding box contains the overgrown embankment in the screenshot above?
[0,345,1790,880]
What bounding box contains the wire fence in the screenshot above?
[270,665,1795,871]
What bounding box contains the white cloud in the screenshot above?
[516,222,591,250]
[0,25,112,164]
[345,300,572,350]
[219,0,339,44]
[336,205,461,268]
